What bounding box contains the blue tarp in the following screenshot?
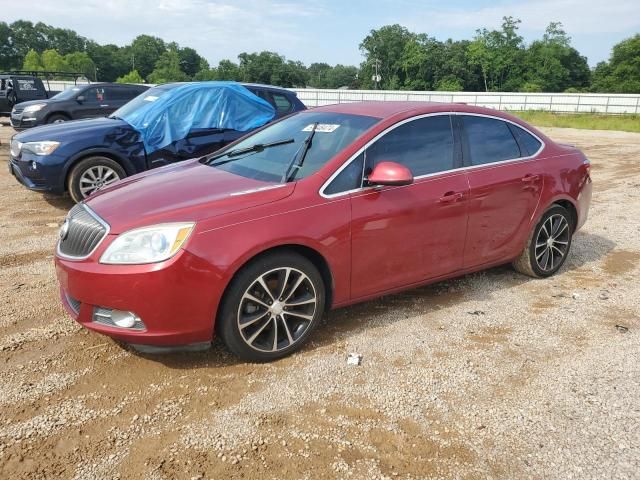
[121,82,276,154]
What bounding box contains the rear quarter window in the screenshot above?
[508,123,543,156]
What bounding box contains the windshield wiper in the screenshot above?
[281,122,318,183]
[206,138,294,166]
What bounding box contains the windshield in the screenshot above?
[51,86,84,101]
[209,111,380,183]
[109,84,178,120]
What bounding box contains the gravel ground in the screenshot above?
[0,123,638,479]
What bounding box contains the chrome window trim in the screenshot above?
[56,203,111,261]
[319,111,546,199]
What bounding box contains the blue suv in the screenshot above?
[9,82,306,202]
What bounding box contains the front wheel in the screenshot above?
[513,205,573,278]
[67,156,126,203]
[217,252,326,362]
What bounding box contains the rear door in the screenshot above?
[459,114,544,268]
[343,114,469,299]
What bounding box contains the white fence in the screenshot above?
[292,89,640,115]
[50,81,640,114]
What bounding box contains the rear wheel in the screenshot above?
[513,205,573,278]
[67,156,125,203]
[217,252,326,362]
[47,114,69,124]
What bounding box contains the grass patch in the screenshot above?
[510,111,640,133]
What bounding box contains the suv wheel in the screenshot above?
[513,205,573,278]
[68,156,126,203]
[47,114,69,124]
[217,252,326,362]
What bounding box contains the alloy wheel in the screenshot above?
[534,214,570,272]
[237,267,317,353]
[79,165,120,198]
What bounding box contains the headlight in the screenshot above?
[100,223,195,264]
[9,139,22,157]
[23,103,47,113]
[21,141,60,156]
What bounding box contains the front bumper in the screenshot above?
[55,247,223,347]
[9,152,66,194]
[10,113,40,130]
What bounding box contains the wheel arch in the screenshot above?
[216,243,335,329]
[45,111,71,122]
[63,149,136,191]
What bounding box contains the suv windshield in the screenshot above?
[208,111,380,183]
[109,84,178,121]
[51,86,84,101]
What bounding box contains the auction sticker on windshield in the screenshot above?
[302,124,340,133]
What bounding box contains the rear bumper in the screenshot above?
[55,248,223,346]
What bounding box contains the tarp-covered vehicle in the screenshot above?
[9,81,306,202]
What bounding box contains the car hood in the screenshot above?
[14,117,131,142]
[85,160,295,234]
[14,99,55,109]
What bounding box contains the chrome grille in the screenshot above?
[57,204,109,259]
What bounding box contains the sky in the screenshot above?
[4,0,640,67]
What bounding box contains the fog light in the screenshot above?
[30,161,37,170]
[93,307,145,330]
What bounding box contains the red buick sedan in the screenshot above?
[55,102,592,361]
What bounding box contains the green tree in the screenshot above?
[435,76,464,91]
[524,22,589,92]
[178,46,206,78]
[326,65,359,88]
[0,22,19,70]
[40,49,70,73]
[147,47,189,84]
[64,51,95,79]
[591,34,640,93]
[468,17,525,91]
[85,42,130,82]
[130,35,166,79]
[22,49,42,71]
[117,69,144,83]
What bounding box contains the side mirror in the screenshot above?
[367,161,413,187]
[76,95,85,103]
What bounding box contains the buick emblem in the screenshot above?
[59,219,70,241]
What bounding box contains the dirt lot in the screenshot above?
[0,123,638,480]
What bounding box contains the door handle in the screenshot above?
[521,174,540,183]
[100,104,109,107]
[438,191,464,203]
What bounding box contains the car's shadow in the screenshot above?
[43,193,74,212]
[121,230,617,369]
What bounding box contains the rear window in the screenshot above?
[462,116,521,166]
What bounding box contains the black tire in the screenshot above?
[67,156,126,203]
[47,114,69,124]
[217,251,326,362]
[513,205,573,278]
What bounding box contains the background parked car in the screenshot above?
[0,70,88,115]
[9,82,149,129]
[9,81,306,202]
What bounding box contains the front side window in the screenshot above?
[462,116,521,166]
[365,115,455,177]
[208,111,380,183]
[82,87,107,103]
[324,153,365,195]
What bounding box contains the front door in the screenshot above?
[348,114,469,299]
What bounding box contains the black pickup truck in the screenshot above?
[0,71,89,115]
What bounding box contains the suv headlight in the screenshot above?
[23,103,47,113]
[100,223,195,264]
[9,139,22,157]
[21,141,60,156]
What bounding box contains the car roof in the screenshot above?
[241,83,296,94]
[309,101,510,119]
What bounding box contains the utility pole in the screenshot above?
[370,56,382,90]
[132,54,135,71]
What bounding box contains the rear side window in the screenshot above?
[365,115,455,176]
[462,116,521,166]
[271,93,292,113]
[324,153,364,195]
[107,87,141,101]
[508,124,542,156]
